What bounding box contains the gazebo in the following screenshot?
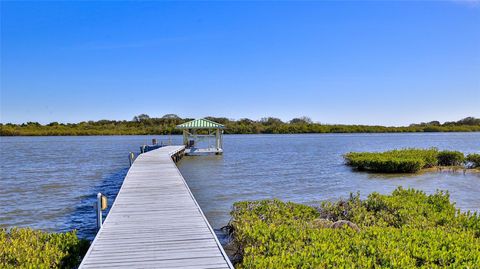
[176,119,225,155]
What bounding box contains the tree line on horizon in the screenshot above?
[1,115,479,136]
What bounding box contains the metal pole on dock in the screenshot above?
[96,193,103,230]
[96,192,108,231]
[129,152,135,166]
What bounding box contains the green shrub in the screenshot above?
[466,153,480,168]
[238,226,480,269]
[228,187,480,268]
[437,150,465,166]
[319,187,478,230]
[344,148,475,173]
[0,228,89,268]
[344,148,438,173]
[230,199,319,227]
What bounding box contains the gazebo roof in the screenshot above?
[176,118,225,129]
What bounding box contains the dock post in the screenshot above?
[129,152,135,166]
[96,193,103,231]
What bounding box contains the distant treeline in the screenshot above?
[1,115,479,136]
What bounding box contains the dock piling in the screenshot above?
[128,152,135,166]
[95,193,108,231]
[96,193,103,231]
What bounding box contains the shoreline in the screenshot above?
[421,166,480,174]
[2,131,480,137]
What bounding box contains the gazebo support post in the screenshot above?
[183,130,188,147]
[215,129,220,150]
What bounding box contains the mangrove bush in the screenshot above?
[226,187,480,268]
[344,148,479,173]
[466,153,480,168]
[0,228,89,268]
[344,148,439,173]
[437,150,465,166]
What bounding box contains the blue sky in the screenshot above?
[1,1,479,126]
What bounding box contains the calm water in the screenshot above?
[1,133,479,240]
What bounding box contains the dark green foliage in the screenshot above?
[437,150,465,166]
[0,228,89,268]
[228,188,480,268]
[449,117,480,126]
[230,199,319,228]
[319,187,479,231]
[1,116,479,136]
[345,148,477,173]
[344,148,439,173]
[466,153,480,168]
[412,116,480,127]
[290,117,313,124]
[132,114,151,122]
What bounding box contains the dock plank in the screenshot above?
[79,146,232,269]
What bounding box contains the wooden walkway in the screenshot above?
[79,146,233,269]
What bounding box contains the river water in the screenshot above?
[0,133,479,240]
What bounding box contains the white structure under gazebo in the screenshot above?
[176,119,225,155]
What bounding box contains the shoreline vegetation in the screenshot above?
[0,228,89,268]
[1,115,480,136]
[223,187,480,268]
[344,149,480,173]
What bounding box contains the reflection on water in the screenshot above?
[1,133,479,240]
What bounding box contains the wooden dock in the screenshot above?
[79,146,233,269]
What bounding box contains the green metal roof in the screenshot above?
[176,118,225,129]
